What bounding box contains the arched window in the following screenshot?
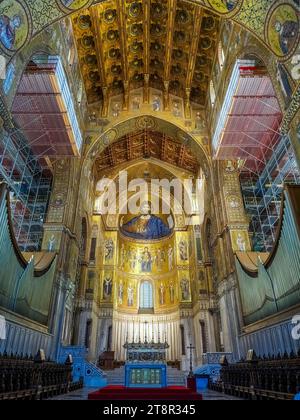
[139,281,153,309]
[210,81,216,107]
[218,42,225,69]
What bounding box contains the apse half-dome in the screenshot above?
[120,202,174,240]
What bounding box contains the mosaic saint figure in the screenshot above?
[103,276,112,299]
[168,246,174,270]
[152,96,161,112]
[195,112,204,130]
[48,235,56,252]
[118,281,124,305]
[120,244,126,268]
[179,240,188,261]
[155,248,165,271]
[159,283,165,305]
[181,278,190,301]
[0,14,21,50]
[132,96,141,111]
[104,239,114,261]
[274,19,298,56]
[121,202,172,240]
[129,249,137,271]
[127,285,134,307]
[169,282,175,304]
[237,234,246,252]
[173,102,181,117]
[140,247,153,273]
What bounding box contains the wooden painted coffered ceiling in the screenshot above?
[95,130,200,175]
[72,0,220,108]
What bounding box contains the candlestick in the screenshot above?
[139,318,141,343]
[187,343,196,378]
[152,319,154,343]
[132,318,134,344]
[158,320,160,343]
[144,321,148,343]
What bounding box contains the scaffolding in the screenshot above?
[240,134,300,252]
[0,127,52,251]
[0,54,83,251]
[213,59,300,252]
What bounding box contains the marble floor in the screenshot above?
[50,388,242,401]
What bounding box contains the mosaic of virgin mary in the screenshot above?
[121,202,173,240]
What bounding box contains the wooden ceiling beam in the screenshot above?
[163,0,177,110]
[143,0,151,104]
[90,8,107,87]
[186,8,203,89]
[116,0,129,110]
[185,7,203,118]
[90,8,109,117]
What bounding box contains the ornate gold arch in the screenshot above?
[0,0,299,62]
[85,114,211,171]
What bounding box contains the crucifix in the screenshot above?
[187,343,196,378]
[144,321,148,343]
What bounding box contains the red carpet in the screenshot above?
[88,386,203,401]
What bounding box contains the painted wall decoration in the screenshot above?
[0,0,30,53]
[266,3,299,58]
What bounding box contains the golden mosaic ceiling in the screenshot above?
[72,0,220,107]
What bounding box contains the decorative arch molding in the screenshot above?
[0,0,299,63]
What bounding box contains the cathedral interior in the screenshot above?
[0,0,300,401]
